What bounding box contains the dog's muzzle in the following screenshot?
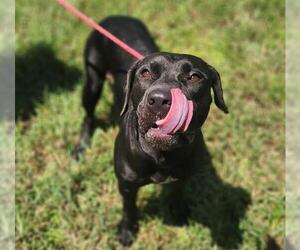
[138,88,194,150]
[155,88,193,134]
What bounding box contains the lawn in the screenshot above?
[15,0,284,249]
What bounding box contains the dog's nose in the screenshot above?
[147,89,171,115]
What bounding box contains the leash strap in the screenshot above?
[57,0,145,60]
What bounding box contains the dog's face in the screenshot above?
[121,52,228,151]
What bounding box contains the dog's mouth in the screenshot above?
[146,123,172,140]
[155,88,193,134]
[138,88,194,150]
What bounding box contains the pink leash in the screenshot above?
[57,0,145,60]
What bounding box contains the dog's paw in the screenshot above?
[71,144,85,161]
[117,221,138,246]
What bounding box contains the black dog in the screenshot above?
[73,16,228,246]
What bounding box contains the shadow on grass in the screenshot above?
[141,136,252,249]
[16,43,81,120]
[266,235,281,250]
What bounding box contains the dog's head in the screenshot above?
[121,52,228,151]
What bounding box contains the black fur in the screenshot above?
[73,16,228,246]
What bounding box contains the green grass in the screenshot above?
[16,0,284,249]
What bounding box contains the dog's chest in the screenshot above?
[143,160,182,184]
[121,160,180,185]
[145,155,181,183]
[149,171,178,184]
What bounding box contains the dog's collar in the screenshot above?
[150,171,178,184]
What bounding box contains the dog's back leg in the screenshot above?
[72,36,107,160]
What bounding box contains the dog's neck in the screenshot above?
[138,133,168,166]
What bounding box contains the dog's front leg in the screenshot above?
[117,181,139,246]
[167,180,190,226]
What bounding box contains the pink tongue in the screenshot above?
[156,88,193,134]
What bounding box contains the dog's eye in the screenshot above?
[187,73,203,83]
[141,69,151,79]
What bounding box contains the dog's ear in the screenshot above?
[120,60,140,116]
[209,66,229,113]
